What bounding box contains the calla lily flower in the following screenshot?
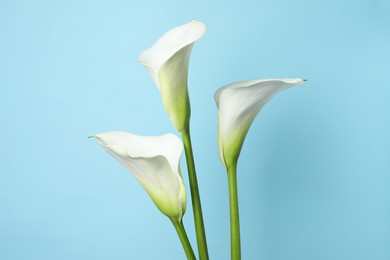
[214,78,305,168]
[138,20,206,132]
[92,131,186,221]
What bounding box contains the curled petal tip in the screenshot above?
[88,135,97,139]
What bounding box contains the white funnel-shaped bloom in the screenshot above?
[92,132,186,221]
[214,78,305,168]
[138,20,206,132]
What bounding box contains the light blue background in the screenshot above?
[1,0,389,259]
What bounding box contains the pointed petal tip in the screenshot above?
[184,19,207,38]
[88,135,96,139]
[189,19,206,28]
[293,78,306,86]
[298,78,307,86]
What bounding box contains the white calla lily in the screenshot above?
[92,131,186,221]
[215,78,305,168]
[138,20,206,132]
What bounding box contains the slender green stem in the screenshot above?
[171,219,196,260]
[227,162,241,260]
[181,127,209,260]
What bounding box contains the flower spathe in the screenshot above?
[138,20,206,132]
[92,131,186,221]
[214,78,305,168]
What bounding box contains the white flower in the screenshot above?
[214,78,305,168]
[92,131,186,221]
[138,20,206,132]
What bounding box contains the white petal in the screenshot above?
[158,44,193,132]
[215,78,304,168]
[138,20,206,76]
[95,131,182,171]
[137,20,206,131]
[94,131,186,219]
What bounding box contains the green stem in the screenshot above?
[171,219,196,260]
[181,127,209,260]
[227,162,241,260]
